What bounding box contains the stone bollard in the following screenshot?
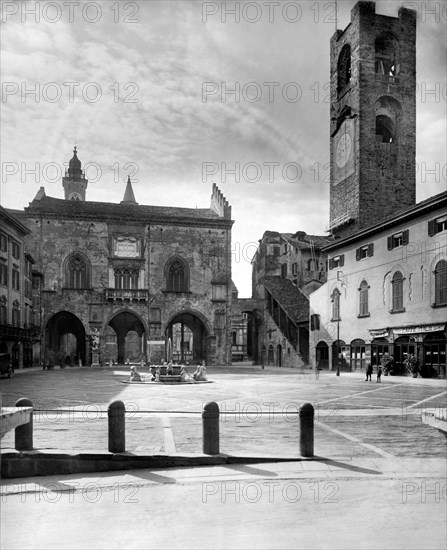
[15,398,33,451]
[299,402,314,457]
[108,400,125,453]
[202,401,220,455]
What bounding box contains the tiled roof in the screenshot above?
[0,205,31,235]
[284,233,332,249]
[262,230,332,249]
[324,190,447,252]
[262,276,309,323]
[25,195,226,223]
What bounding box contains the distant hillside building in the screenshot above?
[12,148,234,367]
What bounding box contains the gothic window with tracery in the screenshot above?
[66,253,90,289]
[166,258,189,292]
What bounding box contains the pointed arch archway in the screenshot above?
[106,310,147,364]
[45,311,86,364]
[164,309,211,364]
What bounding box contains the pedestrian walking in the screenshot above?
[377,365,382,383]
[315,362,321,380]
[365,363,373,381]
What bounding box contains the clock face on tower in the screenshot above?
[69,192,82,201]
[335,133,352,168]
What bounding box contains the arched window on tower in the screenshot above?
[375,33,399,78]
[376,115,395,143]
[65,252,91,289]
[165,257,189,292]
[337,45,351,94]
[391,271,404,312]
[434,260,447,306]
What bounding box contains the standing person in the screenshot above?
[366,363,373,381]
[315,362,320,380]
[377,364,382,383]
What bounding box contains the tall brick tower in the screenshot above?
[329,1,416,238]
[62,146,88,201]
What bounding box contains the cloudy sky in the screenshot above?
[1,0,446,296]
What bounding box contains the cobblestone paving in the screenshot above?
[1,366,446,458]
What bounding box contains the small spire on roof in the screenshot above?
[121,175,138,204]
[33,186,46,201]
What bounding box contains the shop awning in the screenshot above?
[393,324,445,336]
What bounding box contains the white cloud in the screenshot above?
[1,0,445,297]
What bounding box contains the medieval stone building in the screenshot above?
[248,231,330,368]
[13,148,234,367]
[329,1,416,237]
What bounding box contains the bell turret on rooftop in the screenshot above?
[63,146,88,201]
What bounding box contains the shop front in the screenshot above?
[369,324,446,378]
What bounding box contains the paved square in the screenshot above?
[1,367,446,550]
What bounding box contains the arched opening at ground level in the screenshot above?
[45,311,86,365]
[350,339,366,371]
[245,310,262,363]
[277,344,282,367]
[315,341,329,369]
[267,344,274,366]
[107,311,146,364]
[332,340,350,372]
[165,312,207,364]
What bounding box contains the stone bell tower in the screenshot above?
[329,1,416,238]
[62,146,88,201]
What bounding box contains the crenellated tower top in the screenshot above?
[210,183,231,219]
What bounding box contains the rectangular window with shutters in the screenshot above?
[0,262,7,286]
[11,241,20,259]
[0,233,7,253]
[428,216,447,236]
[356,243,374,261]
[329,254,344,269]
[281,263,287,277]
[387,230,409,250]
[12,269,20,290]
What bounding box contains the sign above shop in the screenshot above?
[393,324,445,336]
